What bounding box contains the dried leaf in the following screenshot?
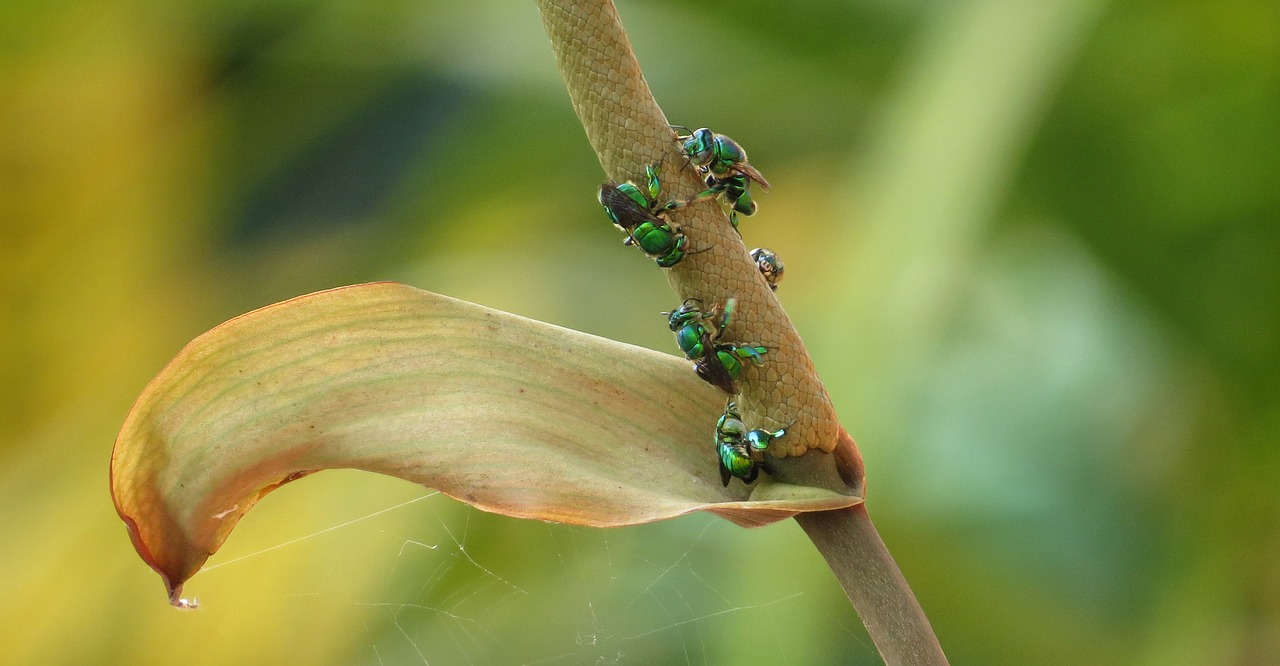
[111,283,860,601]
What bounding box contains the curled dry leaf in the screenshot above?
[110,282,862,602]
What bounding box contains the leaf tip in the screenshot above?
[116,509,195,603]
[169,586,199,610]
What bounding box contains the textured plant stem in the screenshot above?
[796,506,948,664]
[535,0,852,480]
[535,1,944,663]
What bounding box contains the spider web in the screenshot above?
[193,478,876,665]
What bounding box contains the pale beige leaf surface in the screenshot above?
[110,282,861,601]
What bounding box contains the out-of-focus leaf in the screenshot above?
[110,282,860,603]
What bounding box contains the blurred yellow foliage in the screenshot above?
[2,0,1277,663]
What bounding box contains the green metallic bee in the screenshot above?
[671,126,770,228]
[749,247,784,291]
[660,297,767,394]
[715,402,755,484]
[672,126,770,187]
[663,297,734,361]
[598,165,698,268]
[715,401,789,486]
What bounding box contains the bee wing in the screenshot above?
[734,163,771,191]
[694,357,737,394]
[598,184,631,231]
[598,183,665,231]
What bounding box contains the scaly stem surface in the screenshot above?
[534,0,945,663]
[536,0,847,472]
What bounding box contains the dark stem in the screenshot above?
[795,505,949,665]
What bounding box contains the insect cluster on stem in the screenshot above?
[593,127,791,487]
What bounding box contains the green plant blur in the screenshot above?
[2,0,1276,663]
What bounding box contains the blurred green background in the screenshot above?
[2,0,1277,663]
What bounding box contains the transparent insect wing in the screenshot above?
[598,185,623,227]
[734,161,770,191]
[609,201,669,237]
[695,355,737,394]
[598,183,658,231]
